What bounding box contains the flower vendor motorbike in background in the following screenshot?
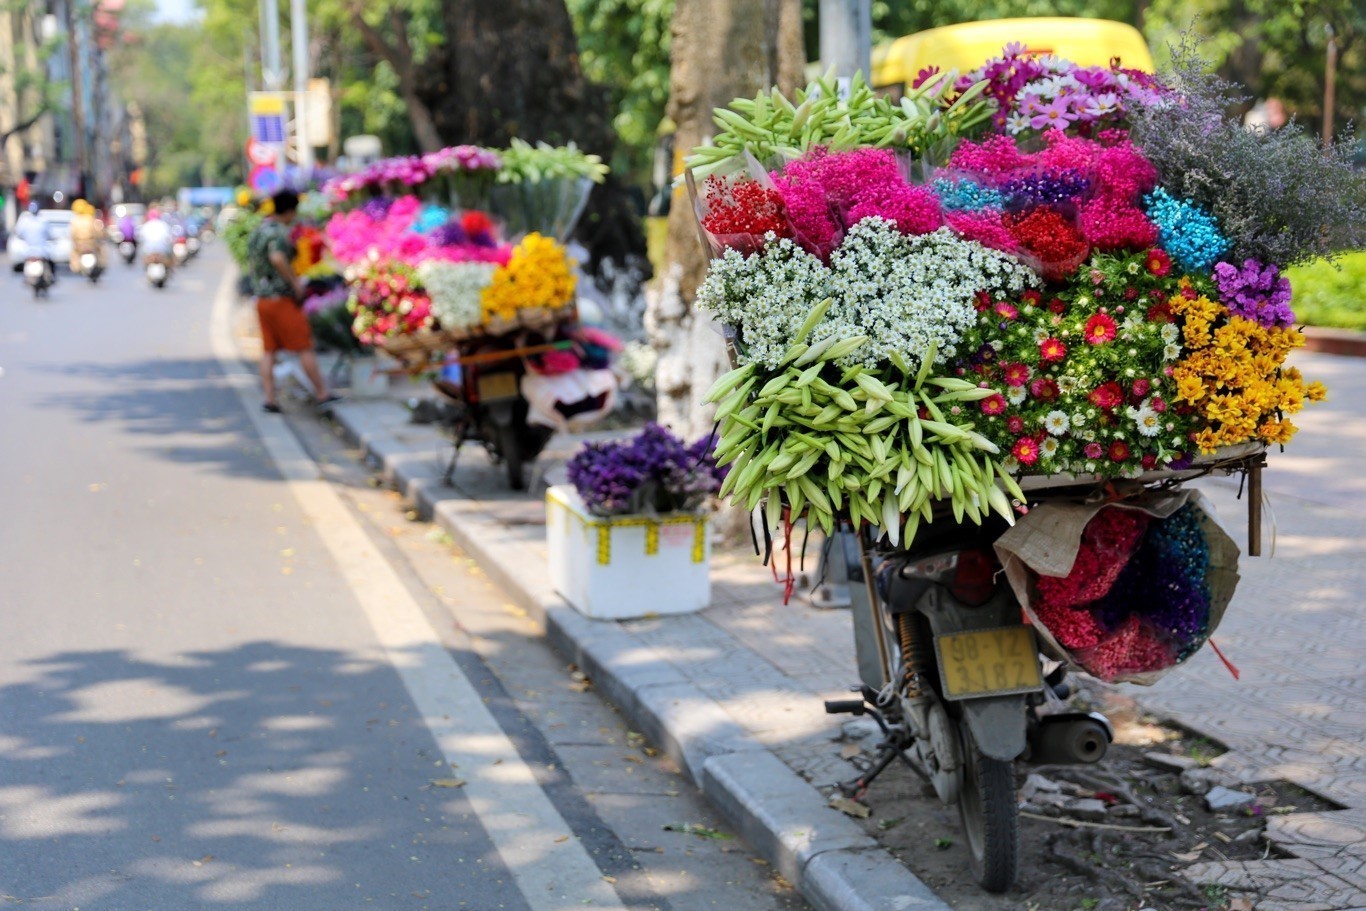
[430,339,556,490]
[686,30,1355,892]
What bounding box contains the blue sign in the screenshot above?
[251,114,286,144]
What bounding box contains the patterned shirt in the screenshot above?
[246,218,296,298]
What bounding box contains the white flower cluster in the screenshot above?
[695,235,833,369]
[619,340,659,387]
[819,220,1040,371]
[417,261,498,331]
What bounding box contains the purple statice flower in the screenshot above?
[429,220,469,249]
[1001,168,1090,205]
[1212,258,1295,328]
[360,197,396,221]
[566,424,723,517]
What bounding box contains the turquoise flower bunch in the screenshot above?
[1144,188,1230,272]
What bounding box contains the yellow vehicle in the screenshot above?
[870,17,1154,100]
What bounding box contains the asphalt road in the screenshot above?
[0,250,807,911]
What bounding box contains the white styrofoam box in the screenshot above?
[546,485,711,620]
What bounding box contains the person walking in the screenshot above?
[245,191,337,413]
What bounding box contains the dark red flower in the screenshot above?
[1089,382,1124,410]
[1124,286,1139,301]
[1084,442,1105,459]
[1030,377,1060,401]
[1145,248,1172,277]
[1022,289,1043,306]
[1002,362,1031,387]
[1048,298,1067,314]
[1131,378,1152,398]
[1151,396,1167,413]
[1006,416,1026,434]
[1108,440,1131,462]
[1141,454,1157,469]
[974,291,993,312]
[1146,302,1173,323]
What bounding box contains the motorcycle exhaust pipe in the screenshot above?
[1027,712,1113,765]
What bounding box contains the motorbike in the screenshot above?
[77,249,104,284]
[145,253,171,289]
[118,239,137,265]
[23,256,54,299]
[172,236,189,266]
[430,339,556,490]
[823,503,1114,893]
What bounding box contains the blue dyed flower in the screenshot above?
[1143,188,1230,273]
[410,203,453,235]
[933,178,1006,213]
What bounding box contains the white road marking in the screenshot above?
[210,272,625,910]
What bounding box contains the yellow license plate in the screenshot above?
[935,626,1043,700]
[477,372,519,402]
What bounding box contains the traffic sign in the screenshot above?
[248,165,284,195]
[248,93,288,144]
[246,138,278,167]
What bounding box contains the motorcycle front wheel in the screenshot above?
[957,721,1019,893]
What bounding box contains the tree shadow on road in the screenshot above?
[0,641,535,908]
[35,357,285,481]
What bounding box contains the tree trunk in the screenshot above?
[647,0,805,441]
[421,0,614,155]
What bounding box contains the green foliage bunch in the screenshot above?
[223,210,263,271]
[684,70,993,181]
[1130,45,1366,268]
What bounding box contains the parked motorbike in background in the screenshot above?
[24,256,55,299]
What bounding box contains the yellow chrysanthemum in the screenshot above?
[480,233,577,323]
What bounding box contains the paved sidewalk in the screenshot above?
[316,347,1364,911]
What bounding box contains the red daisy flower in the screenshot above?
[973,291,992,312]
[1006,416,1026,434]
[1013,437,1040,466]
[1084,442,1105,459]
[1089,382,1124,410]
[1131,378,1152,398]
[1151,396,1167,413]
[1141,454,1157,470]
[994,301,1019,320]
[1146,302,1173,323]
[1047,298,1067,314]
[980,394,1008,416]
[1108,440,1131,462]
[1145,248,1172,277]
[1084,313,1118,345]
[1022,289,1043,306]
[1029,377,1060,401]
[1002,362,1031,387]
[1039,337,1067,363]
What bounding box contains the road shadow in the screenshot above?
[35,357,284,481]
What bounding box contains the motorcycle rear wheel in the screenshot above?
[957,722,1019,893]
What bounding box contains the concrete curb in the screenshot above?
[328,403,955,911]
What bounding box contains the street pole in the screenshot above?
[260,0,283,90]
[818,0,871,91]
[290,0,312,174]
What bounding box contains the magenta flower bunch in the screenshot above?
[325,194,510,268]
[421,145,502,175]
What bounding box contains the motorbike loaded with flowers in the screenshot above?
[322,143,620,489]
[685,42,1357,892]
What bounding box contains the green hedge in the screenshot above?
[1287,252,1366,331]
